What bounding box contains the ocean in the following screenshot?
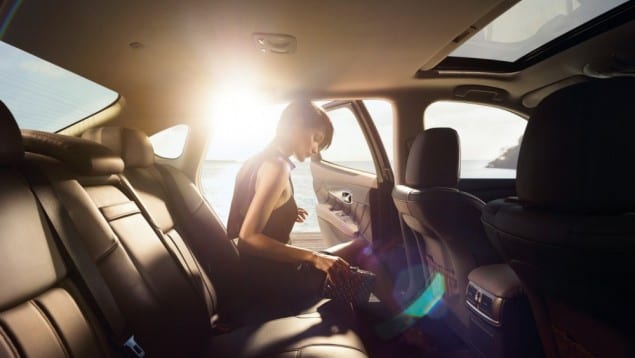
[198,159,514,234]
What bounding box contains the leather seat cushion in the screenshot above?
[206,300,366,357]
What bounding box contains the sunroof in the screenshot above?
[449,0,629,63]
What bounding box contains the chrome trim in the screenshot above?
[465,282,503,327]
[466,299,501,327]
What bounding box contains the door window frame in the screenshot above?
[319,100,394,184]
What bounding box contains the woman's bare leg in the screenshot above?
[324,238,402,314]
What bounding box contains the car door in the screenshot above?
[310,100,400,251]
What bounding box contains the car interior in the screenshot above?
[1,0,634,357]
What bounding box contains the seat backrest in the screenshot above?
[0,102,112,357]
[22,129,216,356]
[81,126,243,320]
[482,77,635,357]
[392,127,500,339]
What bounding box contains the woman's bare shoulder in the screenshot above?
[259,157,291,177]
[256,157,291,186]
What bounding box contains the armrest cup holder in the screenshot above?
[466,264,542,358]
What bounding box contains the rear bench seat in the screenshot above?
[79,126,330,322]
[0,102,114,357]
[1,101,367,357]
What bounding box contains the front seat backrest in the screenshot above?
[482,76,635,357]
[392,127,501,341]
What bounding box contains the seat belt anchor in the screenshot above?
[124,335,145,357]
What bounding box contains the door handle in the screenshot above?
[341,191,352,204]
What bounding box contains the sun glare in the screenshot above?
[206,86,286,161]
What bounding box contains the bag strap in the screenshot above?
[23,166,145,358]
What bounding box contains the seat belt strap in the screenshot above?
[23,167,145,358]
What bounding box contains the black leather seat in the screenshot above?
[80,126,243,320]
[392,127,500,341]
[0,101,116,356]
[482,77,635,357]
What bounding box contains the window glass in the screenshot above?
[425,101,526,179]
[0,41,118,131]
[449,0,628,62]
[320,107,376,174]
[149,124,189,159]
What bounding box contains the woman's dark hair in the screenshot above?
[277,100,334,150]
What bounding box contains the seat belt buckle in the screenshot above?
[123,335,145,357]
[210,314,233,335]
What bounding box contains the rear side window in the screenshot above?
[424,101,526,179]
[150,124,189,159]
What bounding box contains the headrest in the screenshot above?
[517,77,635,213]
[0,101,24,165]
[22,130,124,176]
[405,127,459,189]
[81,127,154,168]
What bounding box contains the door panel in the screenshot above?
[312,161,377,246]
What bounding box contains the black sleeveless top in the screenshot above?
[227,146,297,244]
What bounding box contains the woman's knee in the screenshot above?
[347,238,376,265]
[326,237,369,262]
[350,237,370,252]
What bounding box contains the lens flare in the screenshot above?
[0,0,23,39]
[374,272,445,339]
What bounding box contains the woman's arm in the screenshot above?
[238,158,350,284]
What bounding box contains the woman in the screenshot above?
[227,100,400,313]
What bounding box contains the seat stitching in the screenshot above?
[29,300,71,358]
[95,240,120,263]
[0,324,21,357]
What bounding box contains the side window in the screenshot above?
[149,124,189,159]
[320,106,376,174]
[424,101,526,179]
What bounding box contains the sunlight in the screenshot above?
[206,84,286,161]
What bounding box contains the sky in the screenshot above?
[204,99,395,162]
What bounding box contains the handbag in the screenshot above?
[322,266,376,305]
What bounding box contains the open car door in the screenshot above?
[311,100,400,253]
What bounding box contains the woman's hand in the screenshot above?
[310,252,352,287]
[296,208,309,223]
